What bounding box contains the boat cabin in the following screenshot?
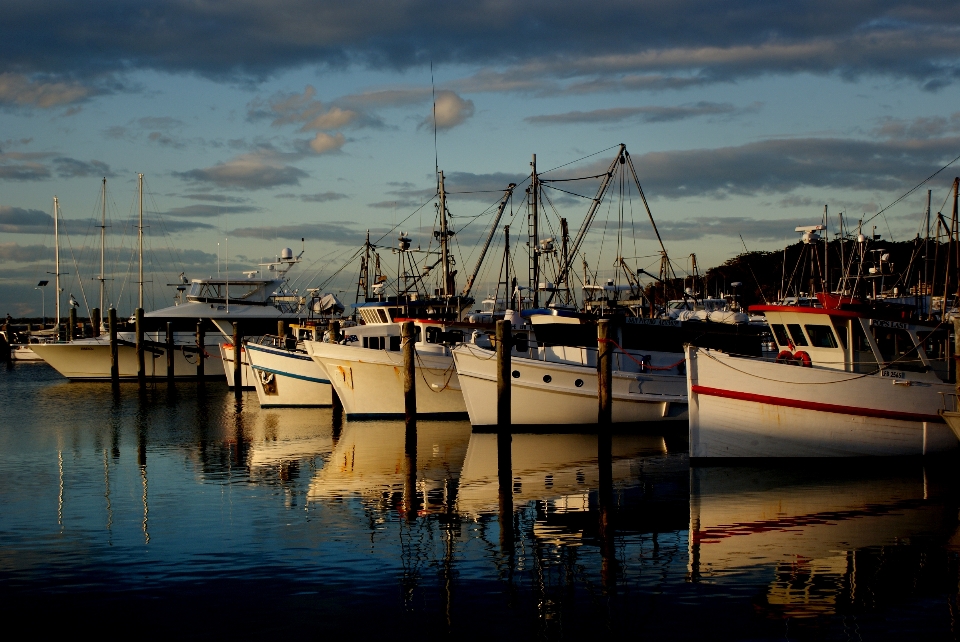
[752,305,950,382]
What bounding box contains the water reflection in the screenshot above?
[2,363,960,638]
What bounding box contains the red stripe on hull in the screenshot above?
[691,385,942,424]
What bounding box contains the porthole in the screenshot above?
[574,378,584,387]
[512,370,520,379]
[542,374,552,383]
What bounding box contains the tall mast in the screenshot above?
[504,225,511,310]
[824,204,829,293]
[925,189,931,315]
[100,177,106,314]
[138,173,144,311]
[438,170,451,297]
[364,230,371,301]
[54,196,61,334]
[528,154,539,308]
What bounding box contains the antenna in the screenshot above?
[431,60,439,176]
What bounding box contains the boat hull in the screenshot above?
[304,341,466,419]
[686,346,958,457]
[30,336,225,380]
[246,342,332,407]
[452,343,687,428]
[219,343,254,389]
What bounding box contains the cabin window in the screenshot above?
[873,327,925,371]
[363,336,386,350]
[804,325,838,349]
[425,326,442,344]
[770,324,790,346]
[389,335,401,352]
[377,309,389,323]
[918,330,948,360]
[786,324,809,346]
[831,320,848,349]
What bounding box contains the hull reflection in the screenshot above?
[689,464,960,618]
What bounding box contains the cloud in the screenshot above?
[0,73,92,109]
[632,216,831,242]
[250,85,369,131]
[308,132,346,154]
[180,193,250,203]
[174,152,309,189]
[421,91,474,130]
[525,101,753,125]
[0,153,50,181]
[874,112,960,139]
[0,242,49,262]
[160,204,260,218]
[230,221,362,244]
[0,205,216,235]
[53,157,114,178]
[276,191,349,202]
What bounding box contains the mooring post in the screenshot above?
[109,308,119,387]
[402,321,417,430]
[233,322,243,400]
[91,307,101,338]
[598,319,613,426]
[68,307,77,342]
[166,321,175,386]
[278,320,285,342]
[135,308,145,388]
[329,320,343,415]
[496,320,511,430]
[196,321,205,383]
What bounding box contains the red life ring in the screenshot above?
[793,351,812,367]
[775,350,796,365]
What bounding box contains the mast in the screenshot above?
[100,178,106,314]
[438,171,452,297]
[560,218,569,305]
[137,173,144,311]
[823,205,829,293]
[462,183,516,299]
[364,230,371,302]
[503,225,511,310]
[528,154,539,308]
[54,196,61,335]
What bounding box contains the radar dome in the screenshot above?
[281,247,294,260]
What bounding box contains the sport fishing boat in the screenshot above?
[687,223,958,457]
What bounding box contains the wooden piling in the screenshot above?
[166,322,175,386]
[91,307,101,338]
[598,319,613,425]
[496,320,511,429]
[402,321,417,430]
[196,322,205,381]
[68,307,77,342]
[233,322,243,400]
[135,308,145,388]
[278,320,286,341]
[108,308,119,387]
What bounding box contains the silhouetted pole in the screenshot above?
[196,321,205,382]
[598,319,613,425]
[402,321,417,430]
[91,307,101,338]
[135,308,145,388]
[598,430,616,592]
[328,320,342,415]
[108,308,119,388]
[233,322,243,400]
[68,307,77,342]
[496,320,511,430]
[166,321,175,386]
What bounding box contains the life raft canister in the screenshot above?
[793,351,812,367]
[775,350,796,365]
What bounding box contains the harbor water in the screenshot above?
[2,362,960,639]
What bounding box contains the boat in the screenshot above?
[246,316,343,407]
[687,223,958,457]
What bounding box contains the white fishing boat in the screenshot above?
[247,319,341,407]
[687,300,957,457]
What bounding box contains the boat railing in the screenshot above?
[939,392,958,412]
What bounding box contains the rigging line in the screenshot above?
[862,151,960,226]
[372,195,437,246]
[541,184,593,199]
[539,173,609,183]
[540,144,620,175]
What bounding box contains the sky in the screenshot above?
[2,0,960,317]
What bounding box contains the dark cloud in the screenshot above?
[0,206,52,233]
[180,193,249,203]
[160,204,260,218]
[525,101,754,125]
[275,191,349,202]
[230,221,362,244]
[873,112,960,139]
[174,152,309,189]
[53,157,114,178]
[0,242,49,262]
[3,2,959,90]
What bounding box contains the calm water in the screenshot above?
[2,363,960,639]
